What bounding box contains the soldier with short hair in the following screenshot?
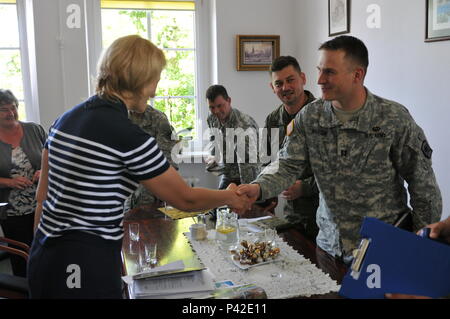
[263,55,319,239]
[205,85,260,189]
[238,35,442,262]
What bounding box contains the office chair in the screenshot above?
[0,237,29,299]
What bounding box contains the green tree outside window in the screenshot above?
[101,9,197,138]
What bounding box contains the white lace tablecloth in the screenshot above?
[185,230,341,298]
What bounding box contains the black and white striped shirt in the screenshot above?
[38,95,170,241]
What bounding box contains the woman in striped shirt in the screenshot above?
[28,35,252,299]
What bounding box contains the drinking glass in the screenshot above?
[265,228,277,247]
[215,208,239,250]
[140,242,158,271]
[146,243,158,266]
[129,223,140,242]
[263,228,282,278]
[163,201,175,220]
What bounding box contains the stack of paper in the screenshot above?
[123,260,215,299]
[122,260,185,284]
[132,269,215,299]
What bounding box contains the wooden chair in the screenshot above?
[0,237,29,299]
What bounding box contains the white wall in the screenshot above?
[212,0,298,126]
[295,0,450,219]
[28,0,92,130]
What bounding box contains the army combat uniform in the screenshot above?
[264,90,319,239]
[255,89,442,258]
[207,108,260,189]
[125,106,179,210]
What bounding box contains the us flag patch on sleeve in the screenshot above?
[421,140,433,159]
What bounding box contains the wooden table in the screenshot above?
[122,206,204,278]
[122,205,348,299]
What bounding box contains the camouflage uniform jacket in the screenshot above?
[207,108,260,184]
[255,89,442,257]
[263,91,319,235]
[125,106,179,209]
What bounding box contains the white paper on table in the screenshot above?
[239,216,272,233]
[122,260,185,285]
[240,216,272,224]
[132,269,215,298]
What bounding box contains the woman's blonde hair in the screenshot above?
[96,35,166,102]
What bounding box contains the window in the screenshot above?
[0,0,26,120]
[100,1,197,139]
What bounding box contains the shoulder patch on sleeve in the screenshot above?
[421,140,433,159]
[286,119,295,136]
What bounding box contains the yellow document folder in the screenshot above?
[157,207,209,220]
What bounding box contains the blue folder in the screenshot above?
[339,217,450,299]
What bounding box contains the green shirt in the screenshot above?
[207,108,260,184]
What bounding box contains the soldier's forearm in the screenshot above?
[255,159,298,200]
[238,163,260,184]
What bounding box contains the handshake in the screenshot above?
[225,183,261,215]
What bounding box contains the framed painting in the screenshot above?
[329,0,350,36]
[426,0,450,42]
[236,35,280,71]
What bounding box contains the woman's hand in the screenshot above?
[225,183,253,215]
[236,183,260,203]
[142,167,255,213]
[8,176,33,189]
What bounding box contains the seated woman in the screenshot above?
[29,35,252,299]
[0,89,47,277]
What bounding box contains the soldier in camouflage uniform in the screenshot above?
[206,85,260,189]
[238,36,442,261]
[263,56,319,239]
[124,105,179,210]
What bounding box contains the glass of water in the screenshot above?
[265,228,277,248]
[140,242,158,271]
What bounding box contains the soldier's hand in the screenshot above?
[418,217,450,244]
[281,180,303,200]
[226,183,252,214]
[32,170,41,183]
[205,155,216,166]
[236,184,260,203]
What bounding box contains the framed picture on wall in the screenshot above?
[328,0,350,36]
[426,0,450,42]
[236,35,280,71]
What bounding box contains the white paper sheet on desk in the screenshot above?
[239,216,272,233]
[122,260,185,285]
[133,269,215,299]
[241,216,272,223]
